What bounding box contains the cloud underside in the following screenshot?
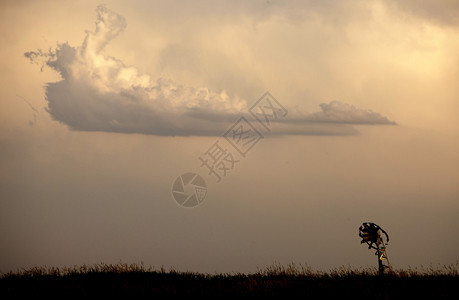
[25,5,396,137]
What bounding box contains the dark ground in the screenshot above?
[2,271,458,298]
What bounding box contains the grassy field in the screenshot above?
[1,262,458,298]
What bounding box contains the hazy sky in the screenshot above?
[1,0,458,274]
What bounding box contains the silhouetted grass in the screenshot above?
[1,261,458,297]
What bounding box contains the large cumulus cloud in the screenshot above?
[25,4,395,136]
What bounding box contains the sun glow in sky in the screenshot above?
[1,0,458,274]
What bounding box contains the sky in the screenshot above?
[1,0,458,274]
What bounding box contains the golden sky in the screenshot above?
[1,0,458,273]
